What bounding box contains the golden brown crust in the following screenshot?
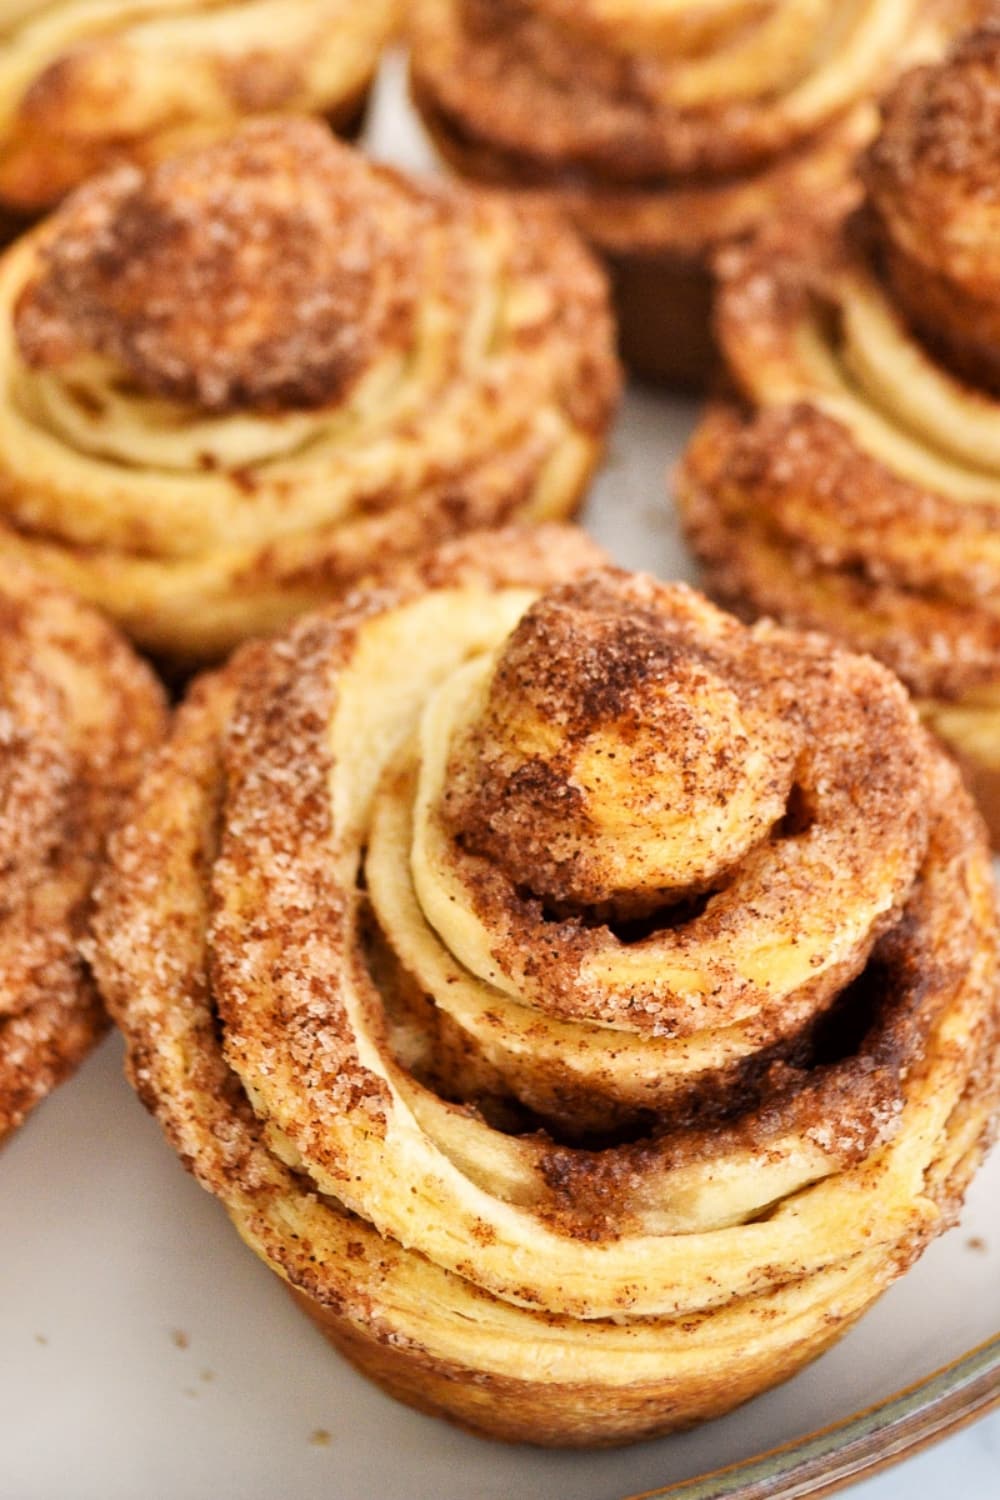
[0,120,619,661]
[412,0,941,182]
[0,564,166,1143]
[680,398,1000,703]
[677,27,1000,831]
[863,23,1000,392]
[409,0,960,258]
[409,0,961,384]
[0,0,401,213]
[14,123,415,414]
[92,528,999,1446]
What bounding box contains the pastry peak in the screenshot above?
[13,118,417,414]
[444,570,805,916]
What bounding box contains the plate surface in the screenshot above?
[1,57,998,1500]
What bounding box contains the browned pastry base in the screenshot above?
[607,250,717,390]
[287,1285,861,1449]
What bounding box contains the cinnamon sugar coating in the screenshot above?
[864,24,1000,392]
[447,573,800,915]
[408,0,961,260]
[15,122,414,413]
[92,527,999,1446]
[677,25,1000,842]
[0,1,401,214]
[682,398,1000,702]
[0,120,618,661]
[0,565,165,1143]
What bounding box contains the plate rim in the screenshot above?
[628,1333,1000,1500]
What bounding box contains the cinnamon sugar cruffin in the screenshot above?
[407,0,961,261]
[0,564,165,1143]
[92,526,1000,1448]
[0,0,401,213]
[676,23,1000,842]
[0,118,619,662]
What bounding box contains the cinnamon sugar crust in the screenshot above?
[863,23,1000,392]
[14,122,417,413]
[681,399,1000,703]
[426,574,930,1043]
[0,1,401,214]
[92,528,999,1445]
[412,0,936,181]
[0,564,165,1142]
[409,0,960,258]
[677,24,1000,750]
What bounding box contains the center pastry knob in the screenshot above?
[443,573,801,917]
[13,119,412,413]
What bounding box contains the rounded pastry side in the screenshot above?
[0,0,401,213]
[0,562,166,1144]
[677,22,1000,846]
[0,118,619,663]
[92,526,1000,1448]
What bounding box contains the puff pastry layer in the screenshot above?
[0,0,400,212]
[93,526,999,1447]
[0,118,618,662]
[0,562,165,1144]
[678,25,1000,843]
[408,0,961,383]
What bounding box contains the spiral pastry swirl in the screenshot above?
[0,563,164,1144]
[0,0,400,213]
[93,526,999,1447]
[678,24,1000,843]
[408,0,960,383]
[0,118,618,662]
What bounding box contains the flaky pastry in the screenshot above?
[408,0,964,385]
[0,0,400,213]
[92,525,999,1447]
[0,562,164,1144]
[678,23,1000,845]
[0,118,618,662]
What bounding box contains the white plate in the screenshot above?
[2,57,997,1500]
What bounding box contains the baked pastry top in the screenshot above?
[92,525,999,1447]
[677,23,1000,837]
[409,0,961,261]
[0,563,165,1145]
[0,118,619,661]
[0,0,400,212]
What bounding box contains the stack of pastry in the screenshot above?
[679,23,1000,844]
[0,116,619,662]
[0,0,401,215]
[93,530,999,1446]
[408,0,965,385]
[0,564,164,1144]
